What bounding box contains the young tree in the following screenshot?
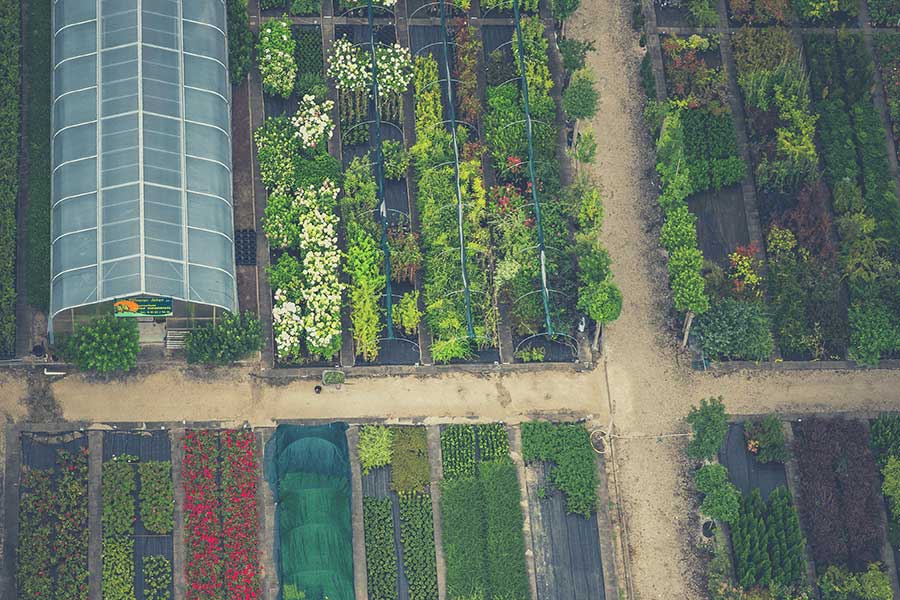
[668,246,709,346]
[563,69,600,123]
[694,463,739,523]
[685,396,728,461]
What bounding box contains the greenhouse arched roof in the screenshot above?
[50,0,236,325]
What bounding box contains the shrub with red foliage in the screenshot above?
[183,430,261,600]
[778,181,835,259]
[792,418,884,573]
[453,23,481,127]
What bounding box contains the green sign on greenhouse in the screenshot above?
[113,297,173,318]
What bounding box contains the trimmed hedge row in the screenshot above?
[0,0,20,356]
[25,0,50,314]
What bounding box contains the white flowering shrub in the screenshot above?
[327,37,413,97]
[267,180,344,361]
[273,289,305,362]
[374,43,413,96]
[291,94,335,149]
[295,180,343,357]
[258,17,297,98]
[328,37,370,92]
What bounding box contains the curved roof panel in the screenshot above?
[50,0,236,322]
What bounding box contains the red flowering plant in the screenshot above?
[183,430,224,599]
[183,430,262,600]
[221,430,261,599]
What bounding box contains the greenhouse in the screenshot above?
[49,0,236,338]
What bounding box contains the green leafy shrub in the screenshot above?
[227,0,253,83]
[745,416,788,463]
[103,455,137,600]
[441,425,476,481]
[382,140,410,180]
[476,424,510,463]
[563,69,599,121]
[363,497,399,600]
[791,0,856,22]
[138,462,174,534]
[694,464,740,523]
[685,397,728,461]
[185,311,263,365]
[687,0,720,25]
[559,39,595,75]
[521,422,598,517]
[143,555,172,600]
[387,227,422,285]
[359,426,394,474]
[870,415,900,467]
[396,292,422,336]
[291,0,320,14]
[514,346,545,362]
[346,223,384,361]
[819,564,892,600]
[398,492,438,600]
[391,427,431,494]
[697,298,774,361]
[60,317,140,373]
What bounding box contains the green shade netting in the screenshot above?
[265,424,354,600]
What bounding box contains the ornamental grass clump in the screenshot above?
[258,17,297,97]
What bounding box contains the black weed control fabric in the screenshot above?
[719,423,787,500]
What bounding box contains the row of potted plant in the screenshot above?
[221,430,262,598]
[17,445,91,599]
[183,430,261,599]
[256,91,343,362]
[413,52,496,363]
[184,430,225,599]
[102,454,138,600]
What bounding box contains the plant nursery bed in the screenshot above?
[717,422,787,500]
[687,186,751,265]
[265,424,355,600]
[358,425,439,600]
[653,3,695,28]
[521,422,606,600]
[524,461,605,600]
[16,432,89,599]
[361,464,414,600]
[792,418,886,574]
[182,429,262,599]
[102,430,175,600]
[439,424,530,600]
